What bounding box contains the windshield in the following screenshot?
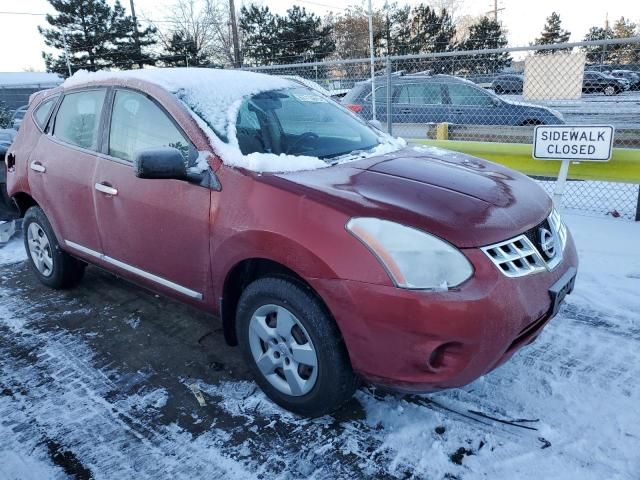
[235,87,380,159]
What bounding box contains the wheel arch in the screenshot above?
[220,257,338,347]
[12,191,39,217]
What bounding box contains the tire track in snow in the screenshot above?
[0,304,251,478]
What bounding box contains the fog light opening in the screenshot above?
[427,342,461,370]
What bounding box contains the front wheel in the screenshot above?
[236,277,358,417]
[23,206,85,289]
[604,85,616,96]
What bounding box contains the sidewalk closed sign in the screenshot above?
[533,125,614,161]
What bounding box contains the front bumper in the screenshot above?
[309,232,579,392]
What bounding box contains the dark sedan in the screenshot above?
[609,70,640,91]
[492,74,524,94]
[583,71,625,95]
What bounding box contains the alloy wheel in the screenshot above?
[248,304,319,396]
[604,86,615,96]
[27,222,54,277]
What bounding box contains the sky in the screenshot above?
[0,0,638,71]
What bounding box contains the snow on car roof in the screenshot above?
[64,68,403,173]
[64,68,294,134]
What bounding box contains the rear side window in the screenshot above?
[108,90,191,163]
[447,84,493,106]
[53,90,106,150]
[395,83,443,105]
[33,96,58,130]
[364,85,389,104]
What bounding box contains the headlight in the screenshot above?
[548,108,564,121]
[346,218,473,290]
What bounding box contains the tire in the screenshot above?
[521,119,542,126]
[604,85,616,96]
[236,276,358,417]
[494,85,503,95]
[23,206,85,289]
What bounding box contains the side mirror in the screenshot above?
[134,147,187,180]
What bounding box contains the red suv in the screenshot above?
[4,69,578,417]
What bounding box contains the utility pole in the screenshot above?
[229,0,241,68]
[61,30,73,77]
[367,0,376,121]
[487,0,504,22]
[602,12,609,64]
[129,0,144,69]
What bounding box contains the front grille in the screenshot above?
[482,209,567,278]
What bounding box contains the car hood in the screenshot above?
[267,146,552,248]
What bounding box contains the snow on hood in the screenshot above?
[63,68,405,174]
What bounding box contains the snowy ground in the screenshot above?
[0,212,639,479]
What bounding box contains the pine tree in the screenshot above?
[389,5,412,56]
[109,1,157,69]
[239,5,278,66]
[39,0,156,76]
[534,12,570,54]
[582,26,614,63]
[160,32,210,67]
[458,17,510,73]
[276,6,335,65]
[611,17,639,64]
[409,5,455,54]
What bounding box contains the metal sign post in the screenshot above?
[552,159,571,206]
[533,125,615,207]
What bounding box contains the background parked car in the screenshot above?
[1,128,19,228]
[491,74,524,94]
[342,74,564,126]
[582,71,626,95]
[0,128,15,157]
[10,105,28,130]
[609,70,640,90]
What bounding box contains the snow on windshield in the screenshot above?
[64,68,405,173]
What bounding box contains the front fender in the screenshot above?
[211,229,340,301]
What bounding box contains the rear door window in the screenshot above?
[395,83,443,105]
[447,83,493,106]
[364,85,389,104]
[33,96,58,130]
[108,89,191,163]
[53,90,106,150]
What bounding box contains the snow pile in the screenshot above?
[0,236,26,267]
[64,68,406,173]
[564,213,640,320]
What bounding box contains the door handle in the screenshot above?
[30,161,46,173]
[95,182,118,196]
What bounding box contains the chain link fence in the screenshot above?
[247,38,640,220]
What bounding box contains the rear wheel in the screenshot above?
[23,206,85,289]
[236,276,358,417]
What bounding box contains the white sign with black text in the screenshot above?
[533,125,615,162]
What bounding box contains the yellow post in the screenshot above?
[436,122,449,140]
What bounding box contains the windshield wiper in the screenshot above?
[326,145,380,165]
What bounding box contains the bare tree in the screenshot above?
[153,0,235,67]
